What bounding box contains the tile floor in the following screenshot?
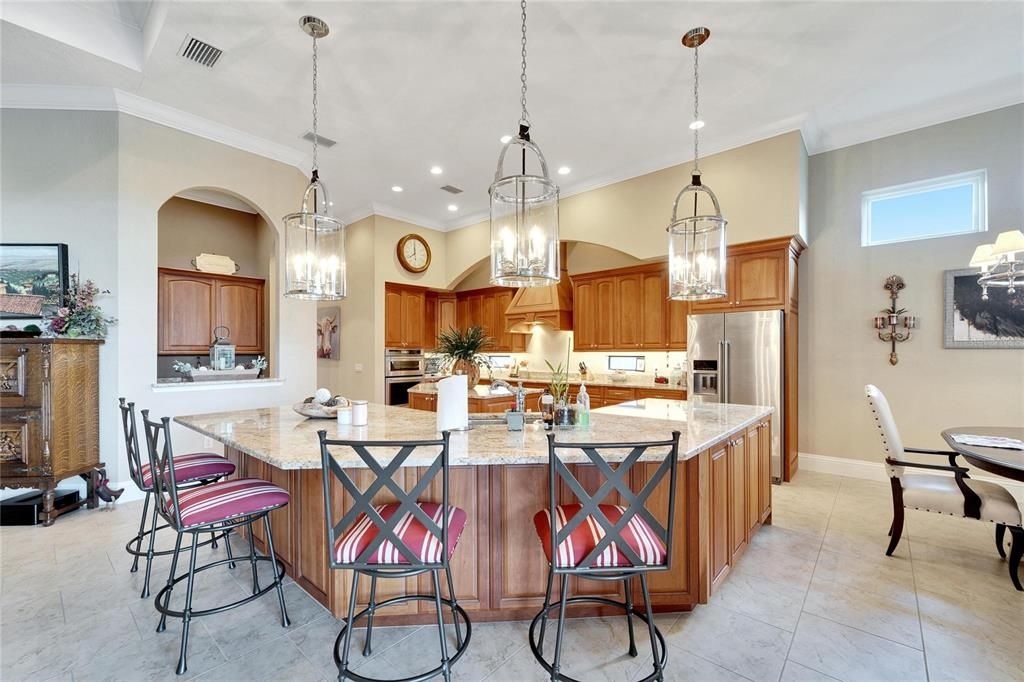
[2,471,1022,681]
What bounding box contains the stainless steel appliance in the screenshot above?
[688,310,784,483]
[385,348,425,406]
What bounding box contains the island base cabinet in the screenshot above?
[223,417,770,624]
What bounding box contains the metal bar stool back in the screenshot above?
[318,430,472,682]
[118,398,234,598]
[141,411,291,675]
[530,431,681,682]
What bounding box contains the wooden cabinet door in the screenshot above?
[594,278,617,349]
[408,392,431,411]
[401,290,426,348]
[573,280,596,350]
[728,434,747,561]
[709,443,730,588]
[758,421,772,522]
[466,294,484,332]
[489,465,554,610]
[159,271,215,353]
[384,288,403,347]
[215,280,264,353]
[437,295,457,337]
[481,293,499,347]
[734,251,786,309]
[640,270,667,349]
[604,387,636,405]
[745,424,761,534]
[690,255,735,313]
[668,299,688,349]
[615,273,642,348]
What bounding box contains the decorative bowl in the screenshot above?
[293,396,350,419]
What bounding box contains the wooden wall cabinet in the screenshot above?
[690,247,788,313]
[454,287,527,353]
[158,268,265,355]
[384,283,428,349]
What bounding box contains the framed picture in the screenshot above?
[317,306,340,360]
[0,243,69,322]
[944,268,1024,348]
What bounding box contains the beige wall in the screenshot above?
[801,104,1024,462]
[157,197,267,277]
[445,131,805,287]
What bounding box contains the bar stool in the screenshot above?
[529,431,681,682]
[141,411,291,675]
[118,398,237,598]
[318,430,472,682]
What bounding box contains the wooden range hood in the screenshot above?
[503,242,573,333]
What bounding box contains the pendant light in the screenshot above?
[667,27,727,301]
[284,16,346,300]
[489,0,560,288]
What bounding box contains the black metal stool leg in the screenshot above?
[157,531,185,633]
[141,491,161,598]
[176,533,201,675]
[246,520,261,595]
[362,575,377,657]
[338,572,360,681]
[223,525,236,569]
[263,515,291,627]
[623,576,638,657]
[130,491,151,573]
[210,530,218,549]
[996,523,1007,559]
[431,570,452,682]
[639,574,664,681]
[537,567,555,657]
[550,574,570,682]
[444,566,464,649]
[1008,527,1023,591]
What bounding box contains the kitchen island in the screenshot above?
[176,399,773,624]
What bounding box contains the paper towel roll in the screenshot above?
[436,375,468,432]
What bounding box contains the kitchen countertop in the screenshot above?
[482,371,686,391]
[175,399,772,470]
[407,382,545,397]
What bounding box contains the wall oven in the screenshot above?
[384,348,425,405]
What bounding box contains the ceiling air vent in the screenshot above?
[441,185,463,194]
[301,131,337,148]
[178,35,223,68]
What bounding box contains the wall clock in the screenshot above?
[397,234,431,273]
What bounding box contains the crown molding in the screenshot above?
[1,84,309,171]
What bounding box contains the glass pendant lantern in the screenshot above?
[284,16,346,300]
[668,27,727,301]
[489,0,560,288]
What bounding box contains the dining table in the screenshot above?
[942,426,1024,482]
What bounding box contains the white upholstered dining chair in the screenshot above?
[865,384,1023,591]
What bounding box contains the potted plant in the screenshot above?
[436,326,493,388]
[545,361,575,428]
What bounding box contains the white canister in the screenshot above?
[351,400,368,426]
[336,407,353,425]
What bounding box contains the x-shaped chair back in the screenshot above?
[118,398,147,490]
[140,411,186,529]
[318,430,453,571]
[546,431,681,574]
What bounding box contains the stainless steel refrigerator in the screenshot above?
[688,310,784,483]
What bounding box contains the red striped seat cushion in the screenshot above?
[171,478,289,529]
[141,452,235,488]
[533,504,667,568]
[333,502,467,565]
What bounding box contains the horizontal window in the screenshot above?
[487,354,512,369]
[861,169,987,247]
[607,355,646,372]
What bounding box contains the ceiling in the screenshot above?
[3,1,1022,230]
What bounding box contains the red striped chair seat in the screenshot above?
[141,452,235,488]
[533,503,668,568]
[170,478,289,529]
[333,502,467,565]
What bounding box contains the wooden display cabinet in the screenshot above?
[158,267,265,355]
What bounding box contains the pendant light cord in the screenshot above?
[312,34,320,176]
[519,0,530,129]
[692,40,700,176]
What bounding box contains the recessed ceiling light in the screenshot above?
[689,120,705,130]
[430,165,443,175]
[391,185,403,192]
[557,166,571,175]
[500,135,512,144]
[447,204,458,212]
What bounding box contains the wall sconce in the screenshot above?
[873,275,916,365]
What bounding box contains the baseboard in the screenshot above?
[799,451,1024,502]
[0,479,145,505]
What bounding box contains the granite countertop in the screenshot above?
[483,371,687,391]
[175,399,772,470]
[408,383,545,397]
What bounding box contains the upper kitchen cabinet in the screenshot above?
[455,286,526,353]
[573,264,672,351]
[158,268,265,355]
[690,238,796,313]
[384,283,428,349]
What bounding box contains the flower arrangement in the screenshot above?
[47,275,117,339]
[436,325,493,387]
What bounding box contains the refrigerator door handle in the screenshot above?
[719,339,730,403]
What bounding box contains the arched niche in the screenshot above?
[155,187,278,379]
